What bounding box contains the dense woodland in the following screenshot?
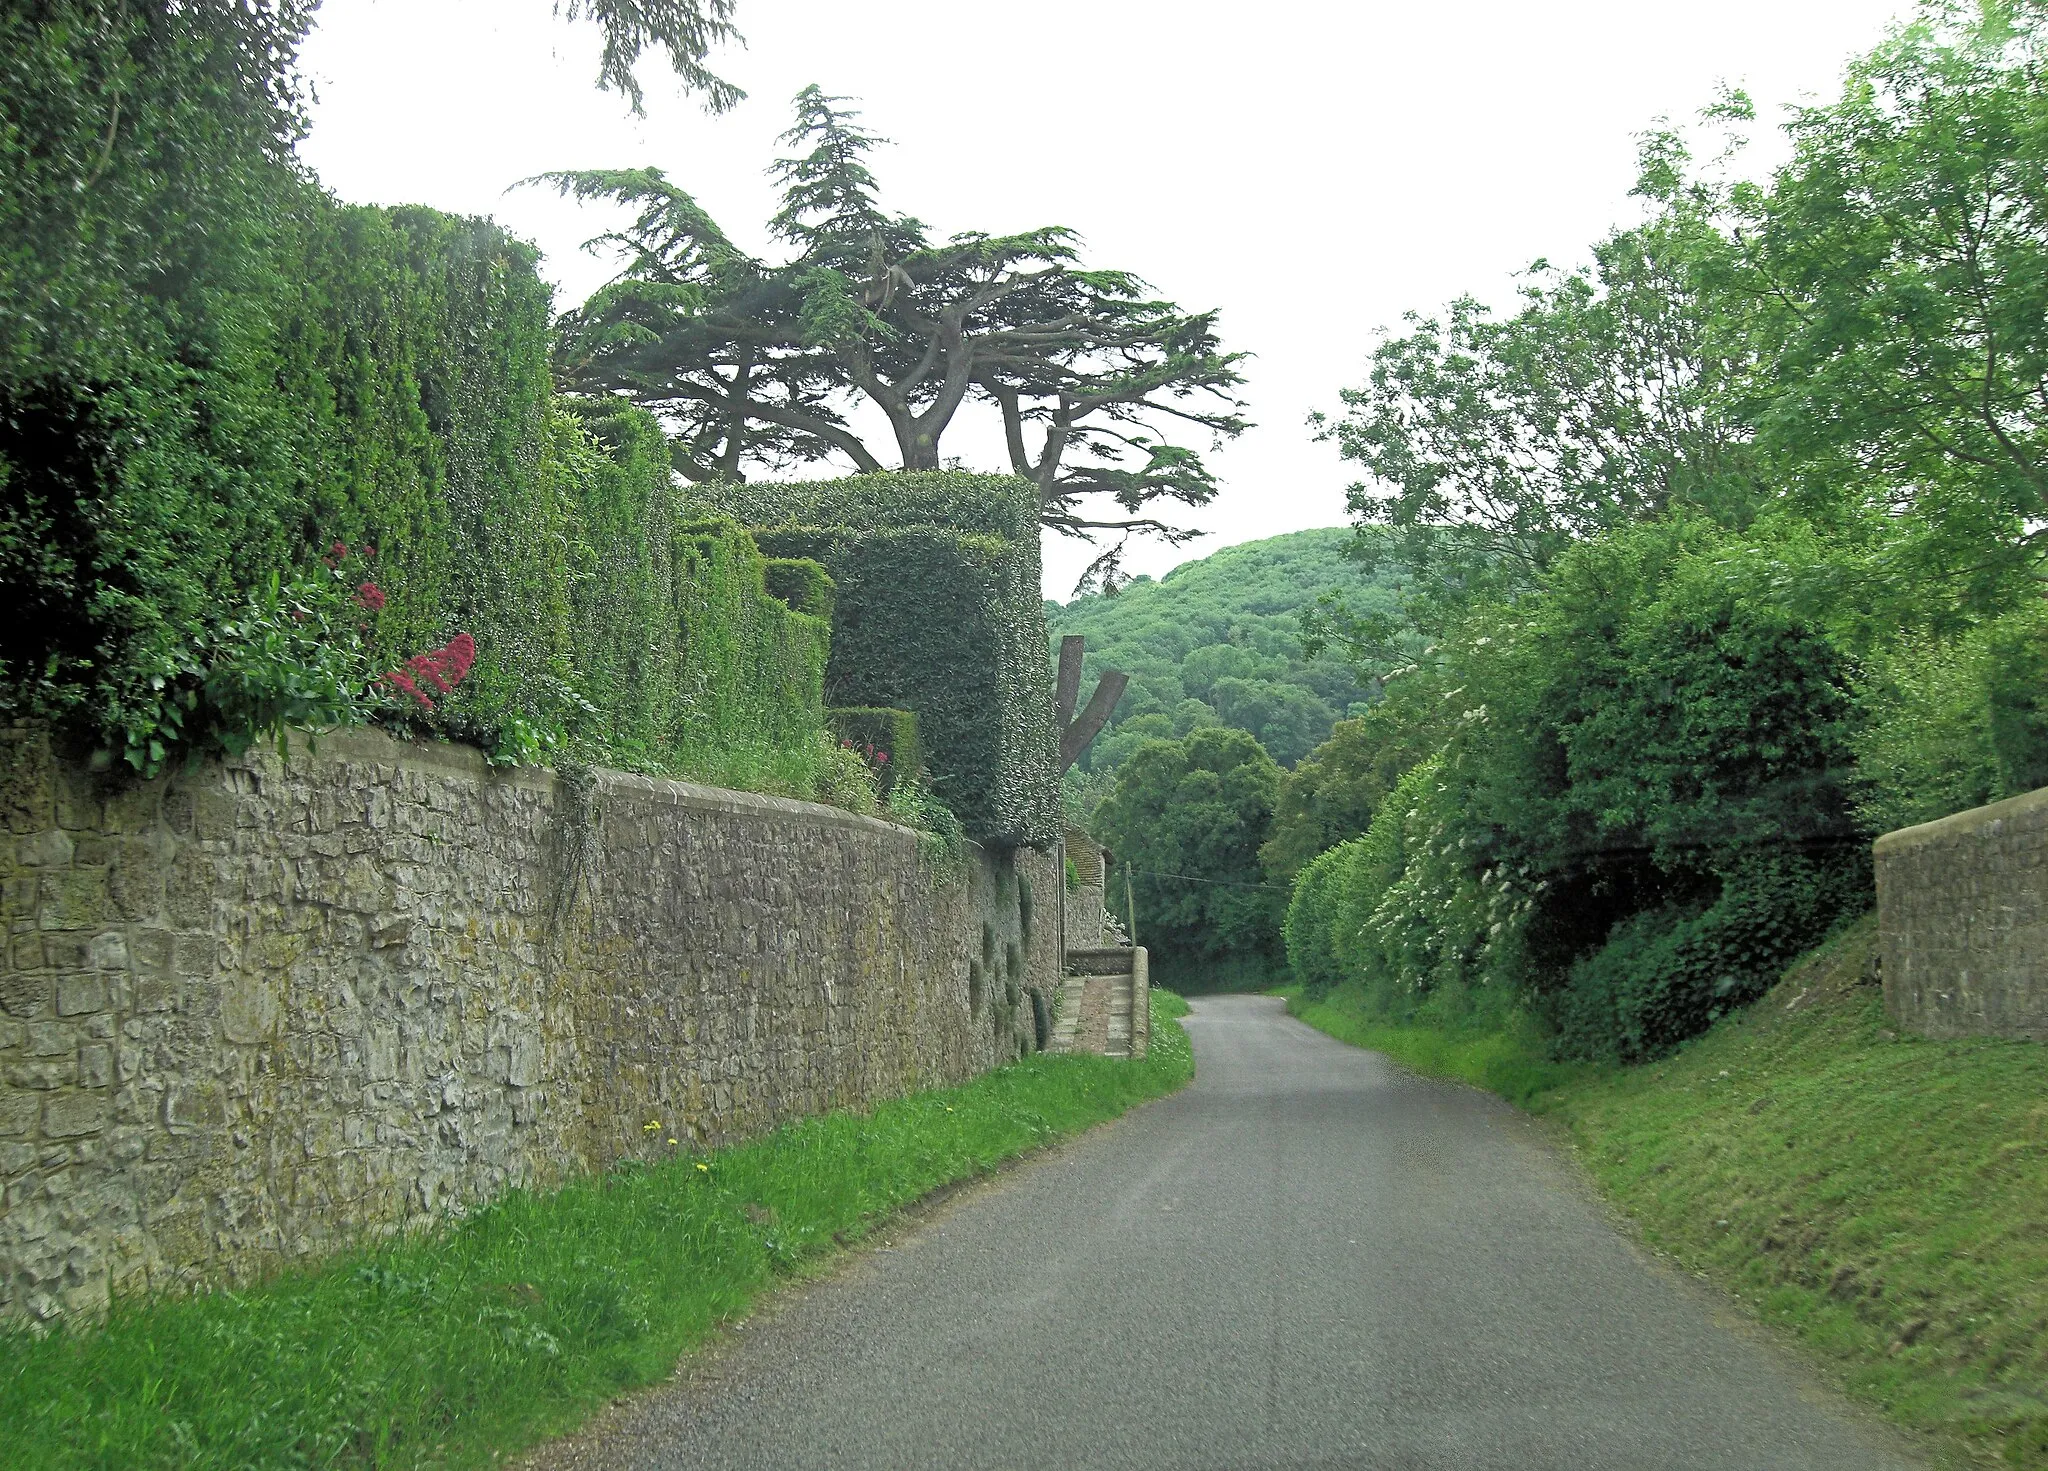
[1090,1,2048,1053]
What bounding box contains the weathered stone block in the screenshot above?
[165,852,215,928]
[43,1095,105,1139]
[130,930,173,976]
[6,1058,72,1090]
[54,977,107,1017]
[0,733,55,835]
[1879,785,2048,1039]
[17,831,74,868]
[173,934,214,977]
[109,840,167,920]
[219,974,280,1046]
[37,871,109,931]
[77,1046,110,1089]
[163,1084,226,1134]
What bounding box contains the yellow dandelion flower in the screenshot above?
[667,1138,678,1146]
[696,1162,710,1172]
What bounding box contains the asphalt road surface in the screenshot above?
[534,995,1927,1471]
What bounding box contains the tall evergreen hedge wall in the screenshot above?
[2,12,826,786]
[700,473,1060,847]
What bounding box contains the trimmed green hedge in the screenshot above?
[764,558,836,621]
[827,706,922,798]
[701,473,1059,846]
[1,56,829,791]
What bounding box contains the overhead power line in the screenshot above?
[1122,867,1291,893]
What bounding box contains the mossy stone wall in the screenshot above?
[0,726,1061,1322]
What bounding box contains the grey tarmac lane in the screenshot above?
[531,994,1929,1471]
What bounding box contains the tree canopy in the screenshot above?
[1278,0,2048,1061]
[555,0,744,114]
[1091,726,1285,978]
[542,89,1249,588]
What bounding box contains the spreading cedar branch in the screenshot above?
[534,87,1250,590]
[554,0,745,115]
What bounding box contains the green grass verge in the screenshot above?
[0,990,1193,1470]
[1275,983,1588,1104]
[1284,924,2048,1467]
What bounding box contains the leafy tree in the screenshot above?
[1739,1,2048,605]
[1091,726,1285,973]
[1313,206,1756,623]
[555,0,744,114]
[1259,700,1452,883]
[1208,676,1335,767]
[541,89,1249,585]
[1297,517,1869,1058]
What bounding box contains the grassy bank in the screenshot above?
[1285,927,2048,1467]
[0,990,1193,1471]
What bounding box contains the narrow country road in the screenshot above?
[534,996,1926,1471]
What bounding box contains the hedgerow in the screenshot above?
[1285,519,1872,1060]
[702,473,1060,846]
[827,707,921,798]
[1,10,832,791]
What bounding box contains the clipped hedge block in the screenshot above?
[701,473,1058,847]
[670,516,830,759]
[764,557,836,621]
[828,706,922,798]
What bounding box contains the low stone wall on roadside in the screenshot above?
[1876,785,2048,1040]
[0,727,1060,1321]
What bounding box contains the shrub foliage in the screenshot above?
[703,472,1060,845]
[0,13,831,789]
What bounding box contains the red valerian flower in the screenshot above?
[355,582,386,613]
[380,633,475,712]
[382,670,433,711]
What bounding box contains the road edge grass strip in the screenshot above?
[1273,983,1588,1104]
[0,989,1194,1471]
[1280,933,2048,1469]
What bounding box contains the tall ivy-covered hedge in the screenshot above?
[700,473,1060,847]
[552,405,828,779]
[1,7,828,788]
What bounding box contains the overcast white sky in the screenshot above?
[299,0,1910,596]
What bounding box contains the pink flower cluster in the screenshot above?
[382,633,476,713]
[840,739,890,766]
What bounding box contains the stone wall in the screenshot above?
[0,727,1060,1321]
[1063,825,1107,949]
[1876,784,2048,1039]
